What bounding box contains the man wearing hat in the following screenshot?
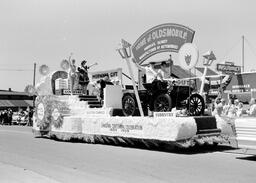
[168,54,173,77]
[78,60,90,95]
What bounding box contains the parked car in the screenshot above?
[12,112,27,125]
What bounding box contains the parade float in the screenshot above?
[32,23,236,149]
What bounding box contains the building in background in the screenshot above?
[0,88,33,111]
[224,71,256,104]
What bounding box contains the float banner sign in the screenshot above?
[216,64,241,74]
[132,23,195,64]
[101,121,144,136]
[90,68,122,85]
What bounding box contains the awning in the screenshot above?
[0,100,13,107]
[172,65,196,78]
[0,100,33,107]
[24,100,34,106]
[195,67,218,76]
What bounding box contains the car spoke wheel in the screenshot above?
[153,94,172,112]
[187,93,205,116]
[122,94,137,116]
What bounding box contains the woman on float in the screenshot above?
[68,59,77,95]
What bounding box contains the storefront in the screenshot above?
[0,89,34,111]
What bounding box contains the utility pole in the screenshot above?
[33,63,36,108]
[33,63,36,87]
[242,35,245,72]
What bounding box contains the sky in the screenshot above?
[1,0,256,91]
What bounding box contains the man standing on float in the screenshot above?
[168,54,174,77]
[157,61,169,81]
[78,60,90,95]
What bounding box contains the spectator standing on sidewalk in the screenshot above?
[212,97,225,116]
[223,99,231,116]
[226,99,237,118]
[2,110,8,125]
[236,102,244,117]
[246,98,256,116]
[0,110,3,125]
[27,107,34,126]
[7,108,13,125]
[234,99,240,111]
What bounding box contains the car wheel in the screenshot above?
[153,94,172,112]
[122,94,137,116]
[187,93,205,116]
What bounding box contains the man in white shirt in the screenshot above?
[133,61,158,83]
[157,61,169,81]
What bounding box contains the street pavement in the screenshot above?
[0,125,255,183]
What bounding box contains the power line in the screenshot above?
[0,69,33,71]
[221,38,241,61]
[0,64,33,66]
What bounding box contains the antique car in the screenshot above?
[122,80,205,116]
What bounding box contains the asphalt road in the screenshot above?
[0,126,255,183]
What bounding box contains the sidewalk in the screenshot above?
[0,162,60,183]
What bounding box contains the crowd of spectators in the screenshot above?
[0,107,33,126]
[211,97,256,117]
[0,108,13,125]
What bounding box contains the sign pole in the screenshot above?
[242,35,245,73]
[33,62,36,108]
[200,65,207,95]
[125,58,144,117]
[188,69,191,115]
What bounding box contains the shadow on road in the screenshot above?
[236,155,256,161]
[170,144,236,155]
[38,134,236,155]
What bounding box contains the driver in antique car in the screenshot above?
[157,61,169,81]
[133,59,170,91]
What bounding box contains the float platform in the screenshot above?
[32,95,236,149]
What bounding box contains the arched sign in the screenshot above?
[132,23,195,64]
